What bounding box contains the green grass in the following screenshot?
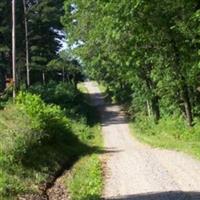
[130,115,200,160]
[0,82,103,199]
[67,155,102,200]
[98,82,107,94]
[65,126,103,200]
[77,83,88,94]
[0,94,92,199]
[65,83,103,200]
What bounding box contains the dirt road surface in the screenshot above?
[84,81,200,200]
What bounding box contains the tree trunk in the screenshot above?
[66,73,70,83]
[12,0,16,98]
[0,68,6,93]
[0,53,6,93]
[181,83,193,126]
[151,96,160,123]
[42,71,46,85]
[146,100,152,117]
[62,66,65,82]
[168,25,194,126]
[169,34,193,126]
[144,70,160,122]
[23,0,30,87]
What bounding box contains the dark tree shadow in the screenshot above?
[85,191,200,200]
[85,91,128,126]
[20,129,119,190]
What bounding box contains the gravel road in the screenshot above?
[84,81,200,200]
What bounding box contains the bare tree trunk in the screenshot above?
[42,71,46,85]
[62,66,65,82]
[66,73,70,83]
[169,34,193,126]
[0,68,6,93]
[0,53,6,93]
[151,96,160,123]
[181,83,193,126]
[12,0,16,98]
[23,0,30,87]
[146,100,151,117]
[144,70,160,123]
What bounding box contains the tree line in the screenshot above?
[63,0,200,126]
[0,0,82,95]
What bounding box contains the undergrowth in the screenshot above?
[0,86,12,109]
[66,154,102,200]
[65,83,103,200]
[0,82,102,199]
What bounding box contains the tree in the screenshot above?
[23,0,30,87]
[63,0,200,125]
[0,1,11,93]
[12,0,16,98]
[0,0,66,89]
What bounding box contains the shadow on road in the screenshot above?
[85,92,128,126]
[99,191,200,200]
[76,191,200,200]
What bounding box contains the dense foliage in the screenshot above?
[63,0,200,126]
[0,0,83,92]
[0,83,101,199]
[1,0,200,198]
[0,1,104,199]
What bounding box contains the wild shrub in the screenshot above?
[29,81,79,108]
[0,92,92,198]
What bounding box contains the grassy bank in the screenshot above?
[65,126,103,200]
[130,114,200,159]
[0,82,103,199]
[65,83,103,200]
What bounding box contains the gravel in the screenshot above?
[84,81,200,200]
